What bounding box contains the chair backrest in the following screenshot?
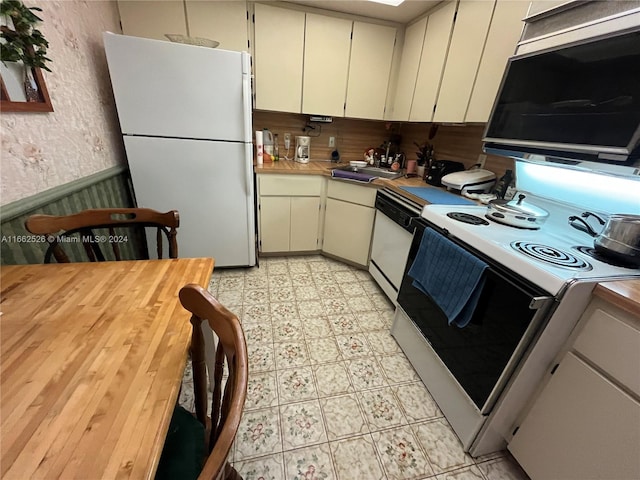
[25,208,179,263]
[179,284,248,480]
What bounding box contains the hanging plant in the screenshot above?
[1,0,51,102]
[1,0,51,71]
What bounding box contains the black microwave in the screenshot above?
[483,28,640,164]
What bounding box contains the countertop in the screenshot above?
[594,280,640,318]
[255,160,640,309]
[255,159,438,207]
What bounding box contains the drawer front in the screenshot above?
[259,174,323,196]
[573,300,640,397]
[327,180,377,206]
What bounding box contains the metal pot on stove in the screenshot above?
[486,194,549,230]
[569,212,640,266]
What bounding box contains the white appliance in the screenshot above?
[441,169,496,195]
[392,185,640,457]
[369,188,421,304]
[294,136,310,163]
[103,32,255,267]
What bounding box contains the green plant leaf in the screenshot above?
[0,0,52,71]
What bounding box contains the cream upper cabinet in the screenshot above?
[465,0,528,122]
[409,1,456,122]
[185,1,248,52]
[433,0,495,123]
[345,22,397,120]
[392,17,427,121]
[302,14,352,117]
[117,1,187,41]
[253,3,305,113]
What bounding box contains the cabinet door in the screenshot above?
[509,353,640,480]
[185,1,248,52]
[392,17,427,121]
[345,22,397,120]
[465,0,528,122]
[254,3,305,112]
[291,197,321,251]
[118,1,187,41]
[323,198,375,266]
[433,0,495,123]
[259,196,290,252]
[303,14,352,117]
[410,1,456,122]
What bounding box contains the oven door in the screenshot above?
[396,218,554,414]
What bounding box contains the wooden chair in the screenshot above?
[25,208,179,263]
[174,284,248,480]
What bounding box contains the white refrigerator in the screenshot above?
[103,32,255,267]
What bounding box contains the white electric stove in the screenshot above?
[421,193,640,295]
[393,190,640,457]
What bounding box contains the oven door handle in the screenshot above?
[530,296,554,310]
[480,260,553,306]
[488,265,554,308]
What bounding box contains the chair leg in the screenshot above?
[224,462,243,480]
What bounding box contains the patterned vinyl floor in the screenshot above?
[179,255,530,480]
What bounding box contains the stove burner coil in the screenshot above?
[511,241,592,270]
[446,212,490,225]
[574,246,639,269]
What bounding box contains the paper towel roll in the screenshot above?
[255,130,264,165]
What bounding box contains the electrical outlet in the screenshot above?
[329,136,336,148]
[478,154,487,169]
[284,133,291,150]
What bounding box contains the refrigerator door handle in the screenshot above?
[241,52,252,143]
[244,141,256,266]
[244,143,254,195]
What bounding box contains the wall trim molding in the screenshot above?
[0,165,128,223]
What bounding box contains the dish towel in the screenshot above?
[408,228,489,328]
[331,169,377,183]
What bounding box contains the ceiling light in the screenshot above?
[368,0,406,6]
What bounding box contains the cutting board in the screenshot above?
[400,186,475,205]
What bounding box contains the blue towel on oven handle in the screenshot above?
[408,228,489,328]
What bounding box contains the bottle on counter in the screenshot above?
[263,128,274,156]
[273,134,279,162]
[255,130,264,165]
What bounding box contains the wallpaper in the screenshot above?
[0,0,124,206]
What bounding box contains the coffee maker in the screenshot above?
[295,136,310,164]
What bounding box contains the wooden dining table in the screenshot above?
[0,257,214,480]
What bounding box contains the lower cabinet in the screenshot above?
[322,181,377,266]
[260,196,321,252]
[257,174,323,253]
[509,296,640,480]
[259,196,290,252]
[257,174,377,263]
